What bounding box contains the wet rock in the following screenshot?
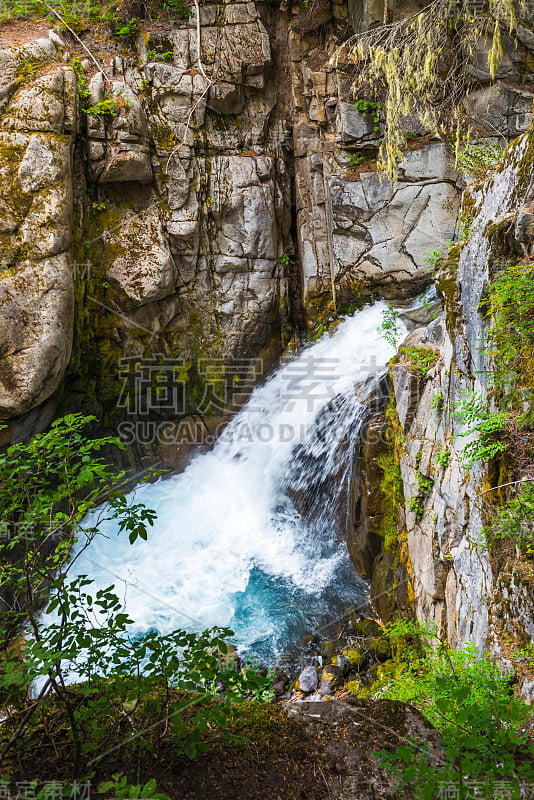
[321,640,336,660]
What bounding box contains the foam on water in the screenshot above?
[75,302,404,663]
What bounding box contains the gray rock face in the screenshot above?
[1,0,531,438]
[329,164,459,296]
[521,680,534,705]
[297,665,319,693]
[0,42,76,421]
[388,130,534,650]
[0,255,74,418]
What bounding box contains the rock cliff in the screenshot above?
[0,0,534,655]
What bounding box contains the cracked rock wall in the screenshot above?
[388,129,534,651]
[0,0,534,651]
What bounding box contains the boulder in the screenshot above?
[297,665,319,693]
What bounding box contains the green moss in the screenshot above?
[511,124,534,205]
[305,280,367,340]
[436,241,463,337]
[376,450,404,553]
[342,646,367,670]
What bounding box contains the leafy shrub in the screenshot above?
[398,346,438,376]
[454,391,511,464]
[98,776,170,800]
[434,447,451,468]
[113,16,139,39]
[0,415,271,777]
[483,261,534,403]
[354,98,382,131]
[378,303,400,349]
[375,635,534,798]
[457,140,504,179]
[83,94,130,117]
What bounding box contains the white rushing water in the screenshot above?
[75,302,405,664]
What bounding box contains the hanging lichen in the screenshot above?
[336,0,530,180]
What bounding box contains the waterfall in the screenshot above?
[75,302,405,664]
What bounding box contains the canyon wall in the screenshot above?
[0,0,534,651]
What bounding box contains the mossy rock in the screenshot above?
[341,646,367,671]
[368,636,392,663]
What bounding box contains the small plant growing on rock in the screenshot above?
[344,152,368,170]
[147,48,174,62]
[454,391,511,465]
[407,495,424,519]
[84,94,130,117]
[113,16,139,40]
[398,346,438,377]
[434,446,451,468]
[484,480,534,560]
[457,140,504,179]
[430,391,444,411]
[421,247,445,270]
[279,252,292,268]
[378,303,400,349]
[354,98,382,131]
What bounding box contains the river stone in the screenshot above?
[297,665,319,693]
[319,664,344,695]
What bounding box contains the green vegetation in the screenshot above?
[15,56,42,86]
[161,0,193,17]
[430,391,444,411]
[354,98,382,132]
[0,0,193,28]
[376,450,404,552]
[0,415,270,782]
[378,303,399,349]
[343,152,369,170]
[485,480,534,560]
[71,55,91,101]
[366,621,534,798]
[98,776,170,800]
[406,451,434,522]
[454,391,511,465]
[112,16,139,40]
[434,446,451,468]
[457,140,504,179]
[398,346,438,376]
[146,48,174,62]
[484,261,534,402]
[83,94,129,117]
[448,262,534,465]
[421,247,446,270]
